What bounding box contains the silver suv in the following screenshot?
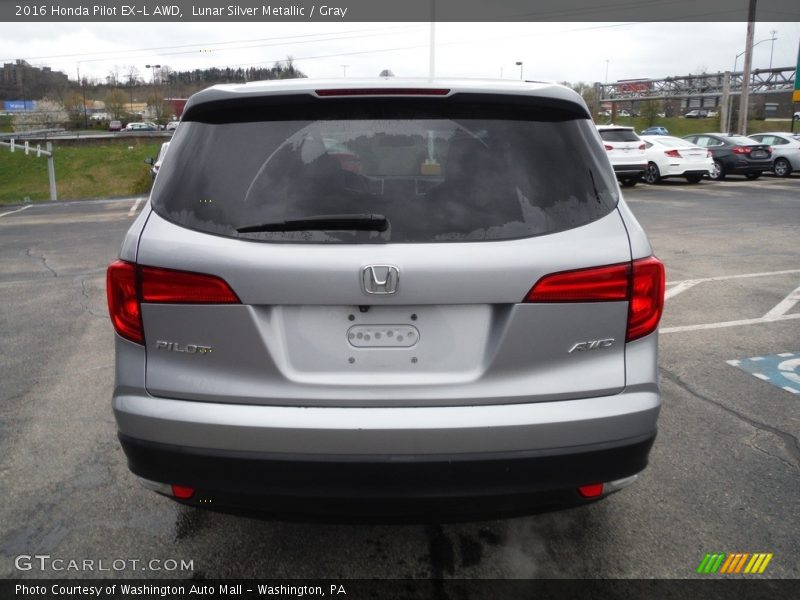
[107,79,665,517]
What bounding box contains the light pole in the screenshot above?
[515,61,523,81]
[729,38,774,132]
[769,30,777,69]
[605,59,609,83]
[145,63,161,124]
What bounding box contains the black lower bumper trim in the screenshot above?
[119,433,655,516]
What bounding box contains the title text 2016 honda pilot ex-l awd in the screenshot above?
[107,79,665,518]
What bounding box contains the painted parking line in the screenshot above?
[727,352,800,395]
[665,269,800,299]
[0,204,33,219]
[127,197,143,217]
[662,271,800,334]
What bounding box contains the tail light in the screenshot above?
[638,143,646,151]
[627,257,665,342]
[604,144,613,151]
[664,149,682,158]
[316,88,450,97]
[525,256,665,342]
[706,150,712,158]
[732,146,749,155]
[106,261,240,344]
[107,261,143,344]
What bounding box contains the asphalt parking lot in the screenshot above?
[1,176,798,580]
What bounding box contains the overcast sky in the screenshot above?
[0,21,798,85]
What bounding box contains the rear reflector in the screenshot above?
[316,88,450,97]
[106,260,143,344]
[524,256,665,341]
[106,261,240,345]
[578,483,604,498]
[171,484,195,499]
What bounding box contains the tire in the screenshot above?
[620,176,638,188]
[685,174,702,184]
[773,158,792,178]
[745,172,761,180]
[709,160,725,181]
[644,163,661,184]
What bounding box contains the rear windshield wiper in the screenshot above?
[237,213,389,233]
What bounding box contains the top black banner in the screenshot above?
[2,0,799,22]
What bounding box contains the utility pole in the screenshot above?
[737,0,757,135]
[428,0,436,79]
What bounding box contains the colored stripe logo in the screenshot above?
[697,553,773,574]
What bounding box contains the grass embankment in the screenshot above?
[0,138,160,204]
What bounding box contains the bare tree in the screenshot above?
[105,88,128,119]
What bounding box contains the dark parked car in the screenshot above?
[684,110,708,119]
[682,133,772,180]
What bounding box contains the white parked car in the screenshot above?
[596,125,647,187]
[640,135,714,184]
[747,132,800,177]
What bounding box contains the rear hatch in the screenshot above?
[136,89,635,408]
[598,128,645,165]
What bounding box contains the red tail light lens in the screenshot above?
[732,146,749,154]
[706,150,712,158]
[140,266,240,304]
[604,144,613,151]
[107,260,143,344]
[106,261,240,345]
[524,257,665,341]
[664,149,682,158]
[638,143,646,151]
[525,263,630,302]
[627,256,665,342]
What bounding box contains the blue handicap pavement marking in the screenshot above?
[727,352,800,395]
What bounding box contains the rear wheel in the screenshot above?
[709,160,725,181]
[620,176,638,188]
[773,158,792,178]
[685,174,703,184]
[644,163,661,184]
[745,172,761,180]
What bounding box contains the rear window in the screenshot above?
[727,136,758,145]
[151,96,618,244]
[598,129,640,143]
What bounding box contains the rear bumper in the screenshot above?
[114,389,660,512]
[119,432,655,515]
[612,163,647,177]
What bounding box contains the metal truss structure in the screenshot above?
[598,66,796,102]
